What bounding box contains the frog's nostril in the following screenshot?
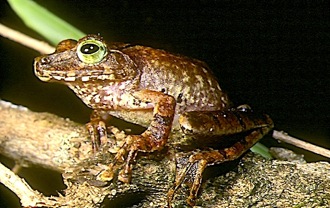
[40,57,51,65]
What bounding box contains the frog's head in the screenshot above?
[34,34,138,83]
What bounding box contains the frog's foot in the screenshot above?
[98,134,150,183]
[86,119,108,151]
[167,153,207,207]
[116,138,139,183]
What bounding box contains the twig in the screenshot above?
[0,162,56,207]
[272,130,330,159]
[0,23,54,54]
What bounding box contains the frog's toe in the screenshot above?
[86,120,109,151]
[97,164,116,182]
[97,121,108,146]
[186,196,197,207]
[118,168,132,183]
[116,143,138,183]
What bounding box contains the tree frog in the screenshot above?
[34,35,273,206]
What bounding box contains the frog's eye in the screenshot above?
[77,39,107,64]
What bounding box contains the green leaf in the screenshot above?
[250,142,273,160]
[8,0,85,45]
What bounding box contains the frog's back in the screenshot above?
[120,45,231,113]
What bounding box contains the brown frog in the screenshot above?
[34,34,273,207]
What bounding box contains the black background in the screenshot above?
[0,1,329,207]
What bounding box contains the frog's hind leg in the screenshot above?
[169,126,271,207]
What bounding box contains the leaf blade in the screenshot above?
[8,0,85,45]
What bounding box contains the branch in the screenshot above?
[0,162,56,207]
[0,99,173,207]
[0,100,92,172]
[1,99,330,207]
[272,130,330,159]
[0,23,54,54]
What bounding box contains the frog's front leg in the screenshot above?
[168,108,274,207]
[99,89,176,183]
[86,110,110,151]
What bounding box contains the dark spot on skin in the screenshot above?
[151,129,163,141]
[73,142,81,148]
[229,107,236,112]
[180,125,194,134]
[161,88,166,93]
[177,93,183,103]
[218,149,227,159]
[176,155,190,168]
[154,113,172,126]
[232,111,246,129]
[211,113,221,126]
[235,112,246,129]
[239,135,249,145]
[233,142,245,152]
[148,122,168,141]
[133,99,141,106]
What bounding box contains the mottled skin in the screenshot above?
[34,35,273,207]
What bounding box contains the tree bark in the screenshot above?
[0,100,329,207]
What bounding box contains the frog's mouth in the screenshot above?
[34,68,116,83]
[34,56,123,83]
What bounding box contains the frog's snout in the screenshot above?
[34,56,52,82]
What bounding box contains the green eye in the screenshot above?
[77,39,107,64]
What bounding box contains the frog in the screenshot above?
[34,34,273,207]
